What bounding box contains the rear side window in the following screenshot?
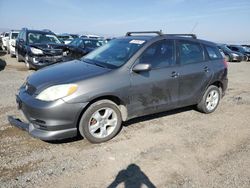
[205,45,222,60]
[179,41,204,65]
[137,40,175,69]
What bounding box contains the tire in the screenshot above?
[25,54,31,70]
[79,100,122,143]
[197,85,221,114]
[16,50,21,62]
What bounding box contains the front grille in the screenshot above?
[43,49,63,56]
[25,83,36,95]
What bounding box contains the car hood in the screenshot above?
[27,60,111,92]
[30,43,65,50]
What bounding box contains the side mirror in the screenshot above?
[132,63,151,72]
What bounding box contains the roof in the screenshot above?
[118,34,216,46]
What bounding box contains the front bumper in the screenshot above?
[27,54,65,70]
[8,116,78,140]
[8,90,88,140]
[231,55,243,62]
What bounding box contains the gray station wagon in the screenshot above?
[9,31,228,143]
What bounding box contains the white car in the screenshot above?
[8,30,19,57]
[81,34,102,39]
[1,32,9,51]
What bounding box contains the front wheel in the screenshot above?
[16,50,21,62]
[79,100,122,143]
[25,55,31,70]
[197,85,221,114]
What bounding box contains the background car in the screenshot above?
[228,45,250,61]
[66,37,107,59]
[57,33,79,44]
[217,44,244,62]
[1,32,9,51]
[15,28,67,70]
[80,34,102,39]
[8,30,20,57]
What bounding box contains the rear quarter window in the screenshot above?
[205,45,223,60]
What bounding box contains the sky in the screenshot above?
[0,0,250,43]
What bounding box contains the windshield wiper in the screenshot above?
[82,58,107,68]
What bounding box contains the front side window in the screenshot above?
[205,45,222,60]
[137,40,175,69]
[82,38,146,69]
[11,32,19,39]
[28,32,61,44]
[179,41,204,65]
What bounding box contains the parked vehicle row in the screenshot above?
[218,44,250,62]
[1,28,108,70]
[9,31,228,143]
[2,28,249,71]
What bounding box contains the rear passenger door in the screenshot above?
[176,40,213,106]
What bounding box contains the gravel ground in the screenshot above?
[0,52,250,188]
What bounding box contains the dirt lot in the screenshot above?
[0,52,250,188]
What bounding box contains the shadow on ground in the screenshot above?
[107,163,156,188]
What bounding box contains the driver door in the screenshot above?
[128,39,179,118]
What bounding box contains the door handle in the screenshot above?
[204,66,209,72]
[171,71,179,78]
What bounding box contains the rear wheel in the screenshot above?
[197,85,221,113]
[79,100,122,143]
[16,50,21,62]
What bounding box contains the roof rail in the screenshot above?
[126,31,163,36]
[166,34,197,39]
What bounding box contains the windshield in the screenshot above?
[58,35,71,40]
[236,46,247,53]
[82,38,146,69]
[243,46,250,52]
[11,32,19,39]
[28,32,61,44]
[220,45,232,52]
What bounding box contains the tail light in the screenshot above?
[223,58,228,68]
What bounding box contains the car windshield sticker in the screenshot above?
[129,40,145,45]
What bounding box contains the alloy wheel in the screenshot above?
[88,107,118,139]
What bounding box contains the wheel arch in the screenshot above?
[76,95,128,131]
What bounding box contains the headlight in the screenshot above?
[30,47,43,55]
[36,84,78,101]
[232,53,239,57]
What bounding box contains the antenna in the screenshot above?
[190,22,198,33]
